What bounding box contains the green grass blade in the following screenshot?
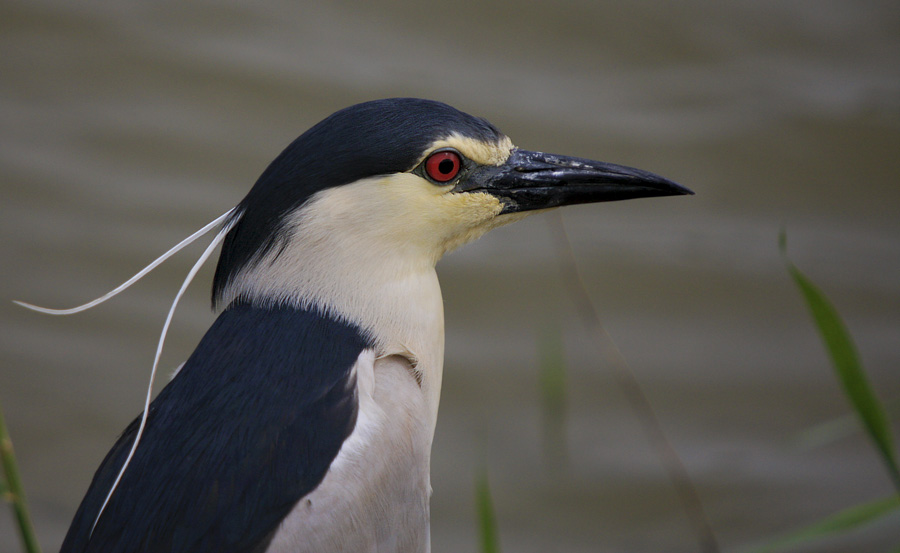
[796,398,900,451]
[781,232,900,492]
[744,495,900,553]
[538,325,568,470]
[476,468,500,553]
[0,403,43,553]
[538,325,566,419]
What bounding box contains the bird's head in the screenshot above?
[212,98,691,312]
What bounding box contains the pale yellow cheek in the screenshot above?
[426,192,508,256]
[438,189,501,218]
[350,174,513,262]
[379,175,496,220]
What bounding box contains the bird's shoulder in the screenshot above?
[60,302,371,553]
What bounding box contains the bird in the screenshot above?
[53,98,692,552]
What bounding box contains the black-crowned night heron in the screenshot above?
[50,98,691,552]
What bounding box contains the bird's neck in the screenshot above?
[220,212,447,434]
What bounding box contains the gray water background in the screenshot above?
[1,1,899,551]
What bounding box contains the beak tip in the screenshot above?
[656,175,693,197]
[674,183,695,196]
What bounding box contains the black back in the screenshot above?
[60,304,369,553]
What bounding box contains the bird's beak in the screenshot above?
[457,149,693,214]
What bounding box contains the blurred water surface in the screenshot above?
[2,1,899,551]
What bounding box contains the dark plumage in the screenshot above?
[60,304,369,553]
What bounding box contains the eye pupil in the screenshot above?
[425,150,462,183]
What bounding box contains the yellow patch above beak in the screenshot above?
[421,133,514,168]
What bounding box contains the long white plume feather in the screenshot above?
[14,209,235,315]
[89,210,240,535]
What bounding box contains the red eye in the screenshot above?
[424,150,462,183]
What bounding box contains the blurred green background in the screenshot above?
[2,1,898,551]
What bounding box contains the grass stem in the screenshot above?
[0,402,42,553]
[548,212,719,553]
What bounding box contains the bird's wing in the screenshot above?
[59,302,370,553]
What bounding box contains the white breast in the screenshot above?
[266,349,432,553]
